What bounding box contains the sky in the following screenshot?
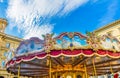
[0,0,120,39]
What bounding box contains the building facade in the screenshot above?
[0,18,27,78]
[94,20,120,40]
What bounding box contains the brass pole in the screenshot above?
[109,62,113,74]
[49,57,52,78]
[84,63,87,78]
[92,59,97,78]
[18,65,20,78]
[9,71,11,78]
[56,72,57,78]
[92,70,94,78]
[73,72,76,78]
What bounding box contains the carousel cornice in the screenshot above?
[6,32,120,66]
[5,32,120,77]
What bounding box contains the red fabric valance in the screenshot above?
[6,49,120,67]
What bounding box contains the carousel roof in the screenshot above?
[6,32,120,77]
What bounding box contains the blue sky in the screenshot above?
[0,0,120,39]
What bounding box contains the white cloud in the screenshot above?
[60,0,89,15]
[0,0,3,2]
[6,0,88,39]
[98,0,118,27]
[23,24,54,39]
[92,0,99,3]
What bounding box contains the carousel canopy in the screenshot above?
[6,32,120,77]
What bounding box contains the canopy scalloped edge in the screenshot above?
[6,49,120,68]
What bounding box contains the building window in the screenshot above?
[6,43,10,48]
[118,27,120,33]
[107,31,112,36]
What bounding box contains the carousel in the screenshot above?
[5,32,120,78]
